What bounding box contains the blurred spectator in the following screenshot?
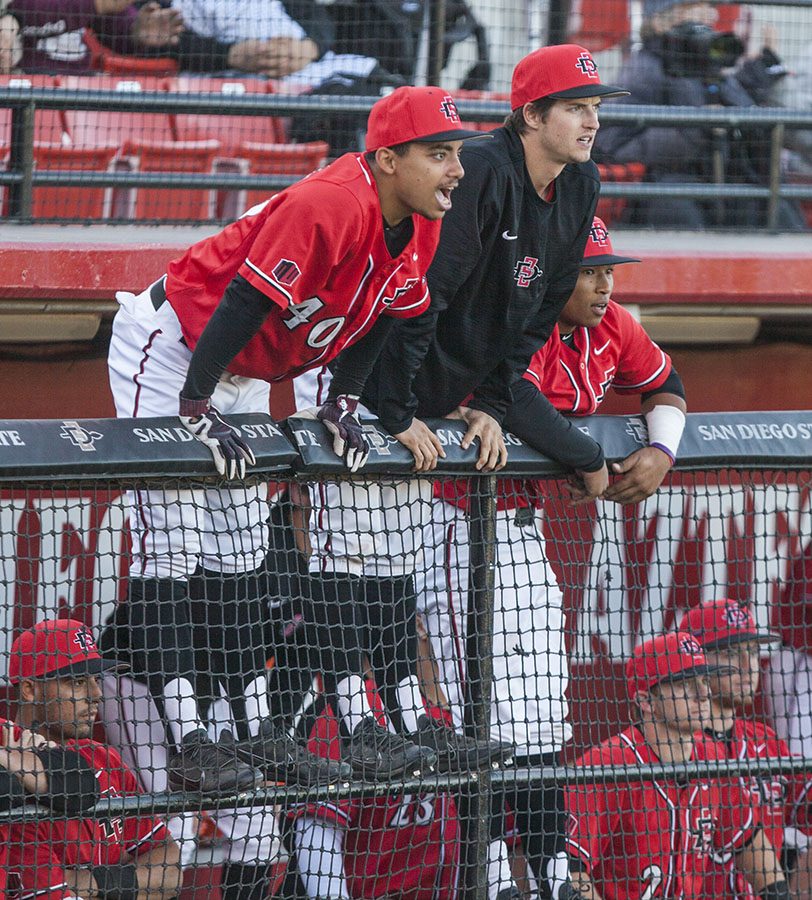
[4,0,182,73]
[596,0,806,229]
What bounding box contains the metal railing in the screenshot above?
[2,87,812,227]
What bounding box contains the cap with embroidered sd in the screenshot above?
[511,44,629,110]
[365,86,486,152]
[8,618,123,684]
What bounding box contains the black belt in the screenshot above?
[150,278,167,311]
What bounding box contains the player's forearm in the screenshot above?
[180,275,271,403]
[0,748,48,799]
[736,827,787,896]
[327,316,396,400]
[133,839,183,900]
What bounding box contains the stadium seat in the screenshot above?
[30,144,118,219]
[60,75,174,148]
[82,27,179,77]
[0,76,67,147]
[595,162,646,227]
[169,76,284,149]
[121,138,220,220]
[236,140,329,213]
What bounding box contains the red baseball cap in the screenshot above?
[626,631,729,696]
[8,618,122,684]
[365,86,486,151]
[582,216,640,266]
[679,599,780,651]
[511,44,629,110]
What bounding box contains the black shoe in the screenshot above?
[495,889,523,900]
[413,716,514,773]
[230,718,353,786]
[346,717,437,781]
[167,729,263,793]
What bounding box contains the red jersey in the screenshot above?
[5,737,170,900]
[565,726,759,900]
[289,689,460,900]
[708,719,812,898]
[165,153,439,382]
[522,301,672,415]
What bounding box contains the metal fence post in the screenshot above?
[8,101,35,218]
[427,0,447,87]
[767,121,784,231]
[460,474,497,900]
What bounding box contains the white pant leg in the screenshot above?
[421,503,571,755]
[108,283,270,578]
[98,674,199,868]
[764,646,812,757]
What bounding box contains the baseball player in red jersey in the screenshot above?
[416,218,687,898]
[3,618,181,900]
[566,631,787,900]
[105,85,486,792]
[679,599,812,895]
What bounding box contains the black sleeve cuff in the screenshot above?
[0,763,28,812]
[759,882,790,900]
[36,746,100,813]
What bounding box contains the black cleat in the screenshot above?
[346,717,437,781]
[231,718,353,786]
[412,715,514,773]
[167,728,262,793]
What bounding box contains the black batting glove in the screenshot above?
[317,394,370,473]
[179,396,256,480]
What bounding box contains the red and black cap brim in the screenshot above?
[700,630,782,651]
[46,657,126,679]
[654,663,736,688]
[411,129,492,143]
[545,84,630,100]
[581,253,641,266]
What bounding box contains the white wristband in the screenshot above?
[645,405,686,464]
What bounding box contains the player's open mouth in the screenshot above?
[578,136,594,147]
[591,303,608,314]
[436,187,454,210]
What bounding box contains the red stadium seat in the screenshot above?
[236,140,329,213]
[169,76,284,149]
[121,138,220,220]
[596,162,646,227]
[30,144,118,219]
[0,76,67,146]
[82,27,179,77]
[60,75,174,148]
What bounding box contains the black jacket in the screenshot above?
[363,125,599,434]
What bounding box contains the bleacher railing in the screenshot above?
[1,410,811,897]
[2,87,812,227]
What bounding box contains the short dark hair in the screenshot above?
[504,97,557,135]
[364,142,413,164]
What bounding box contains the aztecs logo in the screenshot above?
[723,601,751,630]
[679,636,703,659]
[513,256,543,288]
[73,626,97,654]
[689,809,715,855]
[575,51,599,79]
[439,95,461,123]
[271,258,301,287]
[382,277,419,306]
[589,221,610,247]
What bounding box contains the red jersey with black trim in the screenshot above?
[165,153,439,382]
[5,736,170,900]
[710,718,812,898]
[289,687,459,900]
[565,726,759,900]
[522,300,672,415]
[436,300,672,511]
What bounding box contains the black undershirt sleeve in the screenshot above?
[36,747,101,814]
[181,274,275,402]
[641,366,686,403]
[0,764,27,812]
[327,316,397,400]
[503,378,605,472]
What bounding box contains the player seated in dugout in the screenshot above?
[566,632,789,900]
[4,618,182,900]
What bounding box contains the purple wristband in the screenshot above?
[179,395,211,417]
[650,442,676,465]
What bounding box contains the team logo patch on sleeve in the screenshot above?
[272,259,302,287]
[513,256,543,288]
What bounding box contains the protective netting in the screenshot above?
[0,466,811,899]
[0,0,810,225]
